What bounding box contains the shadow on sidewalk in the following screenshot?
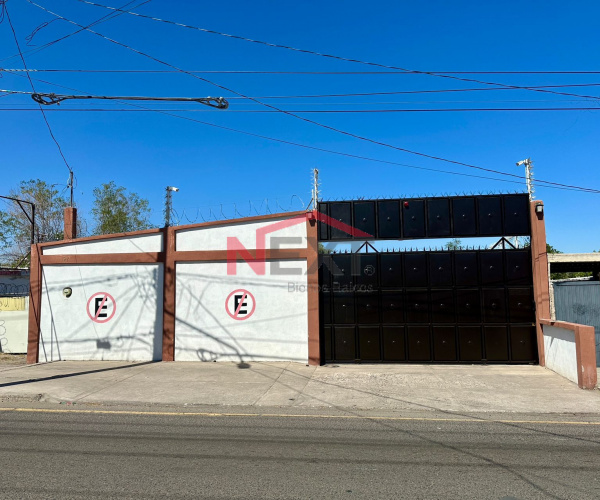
[0,361,157,389]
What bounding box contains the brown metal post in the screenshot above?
[26,244,42,364]
[529,200,550,366]
[162,226,176,361]
[306,212,321,365]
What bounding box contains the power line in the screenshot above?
[3,2,72,173]
[3,68,600,75]
[4,107,600,112]
[29,92,228,108]
[0,0,149,63]
[24,1,600,194]
[68,0,600,102]
[6,69,600,195]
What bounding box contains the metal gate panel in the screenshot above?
[403,199,426,237]
[484,326,509,361]
[480,251,504,285]
[455,252,479,286]
[333,293,355,324]
[456,289,481,323]
[359,326,381,360]
[329,202,352,239]
[429,253,453,287]
[503,195,530,235]
[478,197,502,235]
[356,293,379,324]
[405,290,429,323]
[458,326,483,361]
[354,202,376,238]
[331,254,352,287]
[452,197,477,236]
[427,198,451,237]
[382,326,406,360]
[404,253,428,287]
[510,326,537,361]
[433,326,457,361]
[355,254,378,287]
[482,289,507,323]
[407,326,431,361]
[381,292,404,323]
[430,289,455,323]
[508,288,534,323]
[334,326,356,360]
[377,200,401,238]
[506,250,531,285]
[380,254,403,287]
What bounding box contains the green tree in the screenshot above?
[0,180,71,266]
[91,182,152,235]
[444,238,463,250]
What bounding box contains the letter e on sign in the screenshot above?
[87,292,117,323]
[225,289,256,321]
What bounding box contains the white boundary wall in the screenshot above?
[543,325,578,385]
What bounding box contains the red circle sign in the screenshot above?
[225,289,256,321]
[86,292,117,323]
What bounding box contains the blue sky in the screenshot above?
[1,0,599,251]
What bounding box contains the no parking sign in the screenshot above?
[86,292,116,323]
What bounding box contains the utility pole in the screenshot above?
[164,186,179,227]
[68,171,74,207]
[516,158,534,200]
[310,168,320,210]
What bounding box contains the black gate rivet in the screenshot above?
[489,265,494,270]
[366,304,370,308]
[440,303,444,307]
[387,216,391,221]
[390,304,395,308]
[491,303,497,309]
[514,212,518,216]
[413,267,418,272]
[517,302,522,307]
[463,266,468,271]
[411,216,416,220]
[389,267,393,272]
[488,213,493,217]
[436,215,441,220]
[465,303,470,308]
[362,217,367,222]
[462,214,467,219]
[515,265,520,270]
[342,304,346,308]
[438,266,443,271]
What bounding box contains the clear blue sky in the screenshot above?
[1,0,599,251]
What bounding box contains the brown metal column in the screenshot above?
[529,200,550,366]
[26,244,42,364]
[306,212,321,365]
[162,226,176,361]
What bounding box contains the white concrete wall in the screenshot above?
[543,325,578,385]
[39,264,163,362]
[175,260,308,362]
[177,217,307,251]
[0,298,28,353]
[43,233,163,255]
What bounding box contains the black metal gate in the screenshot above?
[318,194,538,364]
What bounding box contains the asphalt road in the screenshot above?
[0,406,599,499]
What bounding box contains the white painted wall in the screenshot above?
[0,298,28,353]
[43,233,163,255]
[177,217,307,251]
[39,264,163,362]
[543,325,578,385]
[175,260,308,362]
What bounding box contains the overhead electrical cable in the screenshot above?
[4,107,600,113]
[0,0,150,63]
[3,69,600,75]
[69,0,600,102]
[25,0,600,194]
[2,2,72,173]
[6,69,600,195]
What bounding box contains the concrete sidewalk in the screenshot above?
[1,361,599,414]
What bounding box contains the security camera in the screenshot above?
[516,160,526,166]
[166,186,179,192]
